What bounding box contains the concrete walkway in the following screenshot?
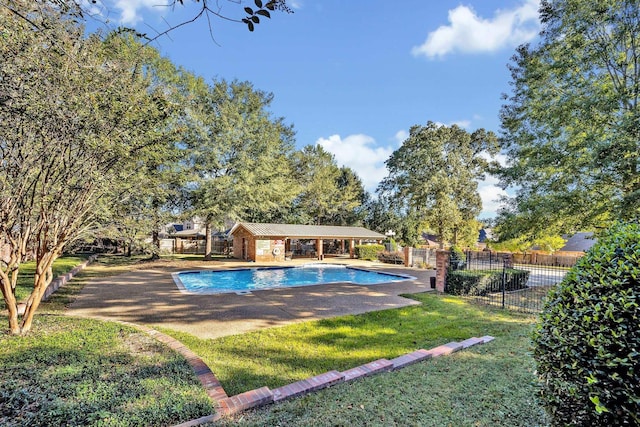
[67,258,435,339]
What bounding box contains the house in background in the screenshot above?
[159,218,232,255]
[419,233,440,248]
[558,231,596,254]
[230,222,386,262]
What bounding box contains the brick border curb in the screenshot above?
[165,334,495,426]
[42,253,99,301]
[17,254,99,315]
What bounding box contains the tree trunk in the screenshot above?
[204,222,212,260]
[149,229,160,260]
[0,273,20,334]
[20,252,57,334]
[438,227,445,250]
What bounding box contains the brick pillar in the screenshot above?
[349,239,355,258]
[404,246,412,267]
[435,250,450,293]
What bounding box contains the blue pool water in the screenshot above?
[173,264,414,294]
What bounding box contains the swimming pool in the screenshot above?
[173,264,415,294]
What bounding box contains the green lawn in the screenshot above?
[13,254,91,303]
[162,294,549,427]
[0,315,214,426]
[214,320,548,426]
[1,255,549,426]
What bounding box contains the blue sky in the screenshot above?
[86,0,541,218]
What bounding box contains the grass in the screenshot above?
[214,322,548,426]
[2,254,550,426]
[161,293,548,426]
[1,254,214,426]
[464,285,554,313]
[13,254,91,303]
[0,316,214,426]
[160,293,544,395]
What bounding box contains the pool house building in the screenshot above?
[229,222,386,262]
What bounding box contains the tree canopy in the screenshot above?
[498,0,640,238]
[0,2,173,333]
[379,122,498,248]
[182,79,297,258]
[287,145,367,226]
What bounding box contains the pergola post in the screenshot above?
[316,238,323,260]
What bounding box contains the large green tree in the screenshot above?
[0,2,172,334]
[184,79,297,259]
[498,0,640,238]
[288,145,367,226]
[97,53,200,259]
[379,122,498,248]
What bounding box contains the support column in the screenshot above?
[316,238,323,260]
[349,239,355,258]
[404,247,412,267]
[435,250,450,293]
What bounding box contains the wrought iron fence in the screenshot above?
[445,250,579,313]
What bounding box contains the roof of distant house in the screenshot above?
[478,228,494,243]
[420,232,440,247]
[560,232,596,252]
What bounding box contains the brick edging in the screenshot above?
[166,333,495,426]
[42,253,99,301]
[16,254,100,315]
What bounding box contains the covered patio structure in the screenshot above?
[229,223,386,262]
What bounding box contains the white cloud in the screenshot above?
[394,130,409,145]
[103,0,162,25]
[450,119,471,128]
[478,175,507,218]
[288,0,303,9]
[411,0,540,58]
[316,134,394,193]
[478,152,508,217]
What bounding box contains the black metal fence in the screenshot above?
[445,250,580,313]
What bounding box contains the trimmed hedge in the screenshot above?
[533,223,640,426]
[446,269,530,296]
[355,244,384,261]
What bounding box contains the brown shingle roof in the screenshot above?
[230,222,385,240]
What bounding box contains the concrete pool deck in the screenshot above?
[66,258,436,339]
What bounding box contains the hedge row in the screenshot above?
[446,269,530,296]
[355,244,385,261]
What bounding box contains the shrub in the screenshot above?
[378,251,404,265]
[446,269,530,296]
[449,246,466,270]
[533,222,640,426]
[355,244,384,261]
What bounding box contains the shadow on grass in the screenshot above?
[0,315,213,427]
[165,293,537,396]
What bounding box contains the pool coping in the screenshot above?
[171,263,417,295]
